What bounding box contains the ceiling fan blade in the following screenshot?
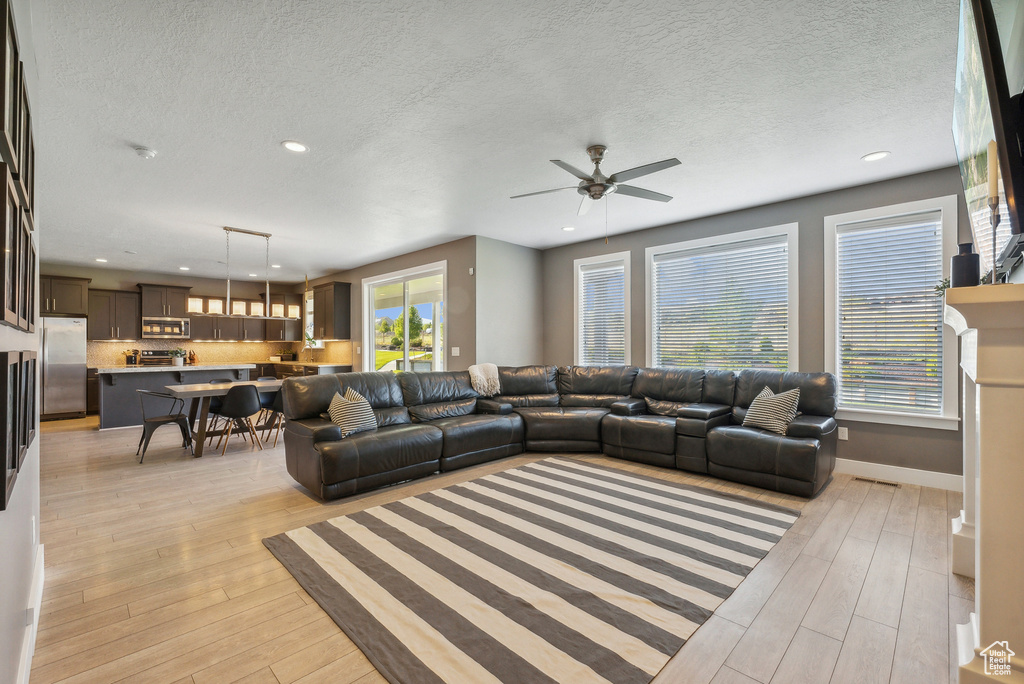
[577,195,593,216]
[608,158,681,184]
[510,186,577,199]
[614,184,673,202]
[551,160,594,181]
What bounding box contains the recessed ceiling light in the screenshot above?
[124,250,137,255]
[179,266,190,271]
[562,226,575,232]
[248,273,258,277]
[95,258,107,263]
[133,146,157,159]
[281,140,308,153]
[861,150,890,162]
[271,264,281,269]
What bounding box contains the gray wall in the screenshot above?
[310,237,478,371]
[1,2,41,681]
[542,167,969,475]
[475,236,544,366]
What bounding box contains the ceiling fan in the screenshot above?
[511,145,681,216]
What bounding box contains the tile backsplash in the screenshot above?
[87,339,353,368]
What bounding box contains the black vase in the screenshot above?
[951,242,981,288]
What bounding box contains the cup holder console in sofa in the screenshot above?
[282,365,837,501]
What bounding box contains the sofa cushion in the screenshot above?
[428,413,524,458]
[601,414,676,455]
[734,370,837,416]
[514,407,608,443]
[338,372,410,425]
[398,371,478,406]
[706,424,820,483]
[498,365,557,395]
[561,393,629,408]
[702,370,736,405]
[315,424,442,485]
[282,374,342,420]
[408,398,477,422]
[557,365,639,397]
[645,398,686,416]
[327,388,378,438]
[631,367,704,403]
[742,387,800,435]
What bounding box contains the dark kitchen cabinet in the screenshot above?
[189,314,246,341]
[139,284,190,317]
[262,293,302,342]
[265,317,300,342]
[190,314,215,340]
[87,369,99,415]
[87,290,140,340]
[40,276,90,316]
[241,317,264,341]
[217,316,242,341]
[312,282,350,341]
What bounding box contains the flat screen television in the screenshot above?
[952,0,1024,280]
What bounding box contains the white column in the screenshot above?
[950,364,977,577]
[945,284,1024,683]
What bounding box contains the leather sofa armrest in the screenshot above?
[610,398,646,416]
[676,412,731,437]
[287,418,342,443]
[477,399,513,415]
[786,415,837,440]
[676,403,731,419]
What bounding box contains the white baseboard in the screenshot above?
[835,458,962,491]
[17,544,44,684]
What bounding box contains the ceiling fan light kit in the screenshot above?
[512,144,681,216]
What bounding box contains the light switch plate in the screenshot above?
[838,427,849,441]
[452,346,460,357]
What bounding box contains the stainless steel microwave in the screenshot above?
[141,316,190,339]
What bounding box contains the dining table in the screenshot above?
[164,379,283,457]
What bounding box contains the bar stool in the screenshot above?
[136,390,193,463]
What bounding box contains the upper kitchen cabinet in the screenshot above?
[139,284,190,317]
[312,282,350,341]
[88,289,140,340]
[40,276,90,316]
[262,292,302,342]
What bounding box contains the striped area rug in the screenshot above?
[264,457,799,684]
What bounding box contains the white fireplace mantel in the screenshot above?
[945,283,1024,683]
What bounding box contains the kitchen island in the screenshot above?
[95,364,256,429]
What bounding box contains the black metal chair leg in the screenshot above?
[139,426,156,463]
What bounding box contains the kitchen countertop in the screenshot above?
[94,363,258,374]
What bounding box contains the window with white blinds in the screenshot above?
[575,252,630,365]
[825,196,958,430]
[647,225,798,371]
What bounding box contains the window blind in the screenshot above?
[578,260,626,365]
[835,210,944,414]
[651,234,789,370]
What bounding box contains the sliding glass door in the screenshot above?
[366,264,445,372]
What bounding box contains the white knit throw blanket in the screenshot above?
[468,363,500,397]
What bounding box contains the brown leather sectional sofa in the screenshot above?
[281,365,838,501]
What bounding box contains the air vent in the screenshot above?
[853,476,901,488]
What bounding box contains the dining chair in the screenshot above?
[205,378,235,445]
[136,390,193,463]
[260,389,285,448]
[215,385,264,455]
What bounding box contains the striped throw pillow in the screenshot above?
[327,388,378,438]
[742,386,800,435]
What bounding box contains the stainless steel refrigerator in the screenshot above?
[42,317,87,417]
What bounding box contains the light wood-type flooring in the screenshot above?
[32,417,973,684]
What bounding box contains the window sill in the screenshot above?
[835,408,960,431]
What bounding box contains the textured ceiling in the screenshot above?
[32,0,960,281]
